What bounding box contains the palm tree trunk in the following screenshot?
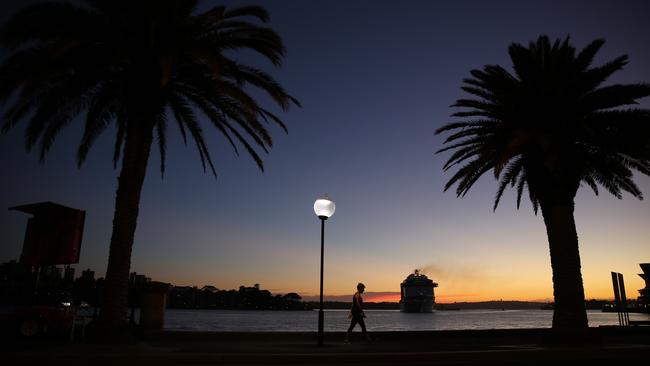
[540,197,588,329]
[100,123,154,327]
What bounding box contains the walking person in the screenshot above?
[345,282,372,344]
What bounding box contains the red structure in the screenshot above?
[10,202,85,266]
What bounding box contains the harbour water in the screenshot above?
[164,309,650,332]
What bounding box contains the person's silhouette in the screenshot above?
[345,282,372,344]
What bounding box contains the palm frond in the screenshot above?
[155,113,167,178]
[1,0,295,177]
[582,174,599,196]
[515,173,528,210]
[78,82,121,166]
[168,93,217,177]
[493,157,523,210]
[574,39,605,71]
[582,84,650,111]
[223,5,269,22]
[442,145,480,171]
[223,61,297,110]
[175,91,240,155]
[435,119,495,134]
[580,55,628,91]
[258,108,288,133]
[435,135,489,154]
[113,113,126,169]
[437,35,650,212]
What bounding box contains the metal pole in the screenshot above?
[611,272,622,326]
[318,217,325,346]
[618,273,629,326]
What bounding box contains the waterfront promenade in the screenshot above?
[3,327,650,365]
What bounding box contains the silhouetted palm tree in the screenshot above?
[436,36,650,329]
[0,0,299,328]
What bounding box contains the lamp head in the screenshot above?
[314,195,335,220]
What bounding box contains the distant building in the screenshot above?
[168,286,197,308]
[80,268,95,282]
[400,269,438,313]
[129,272,151,288]
[42,265,63,280]
[0,260,30,283]
[64,266,75,284]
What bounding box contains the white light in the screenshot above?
[314,196,335,219]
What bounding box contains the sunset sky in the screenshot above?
[1,0,649,303]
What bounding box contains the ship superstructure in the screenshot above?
[399,269,438,313]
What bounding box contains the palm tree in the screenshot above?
[436,36,650,329]
[0,0,299,328]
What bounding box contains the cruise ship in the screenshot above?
[399,270,438,313]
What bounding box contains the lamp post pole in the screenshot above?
[313,195,335,347]
[318,216,326,346]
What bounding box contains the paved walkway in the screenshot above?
[4,328,650,365]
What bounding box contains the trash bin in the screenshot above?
[139,281,170,334]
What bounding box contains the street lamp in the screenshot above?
[314,195,335,346]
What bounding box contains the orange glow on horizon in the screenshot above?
[362,293,491,303]
[364,293,401,302]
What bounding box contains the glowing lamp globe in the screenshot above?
[314,197,335,219]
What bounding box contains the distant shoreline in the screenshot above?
[292,300,553,310]
[166,300,554,311]
[167,299,616,311]
[307,299,611,310]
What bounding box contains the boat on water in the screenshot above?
[399,270,438,313]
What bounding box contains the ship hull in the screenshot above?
[400,299,434,313]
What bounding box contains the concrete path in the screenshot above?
[4,327,650,365]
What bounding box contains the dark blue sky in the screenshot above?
[1,0,649,301]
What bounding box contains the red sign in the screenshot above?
[11,202,85,266]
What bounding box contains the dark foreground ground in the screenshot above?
[3,327,650,365]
